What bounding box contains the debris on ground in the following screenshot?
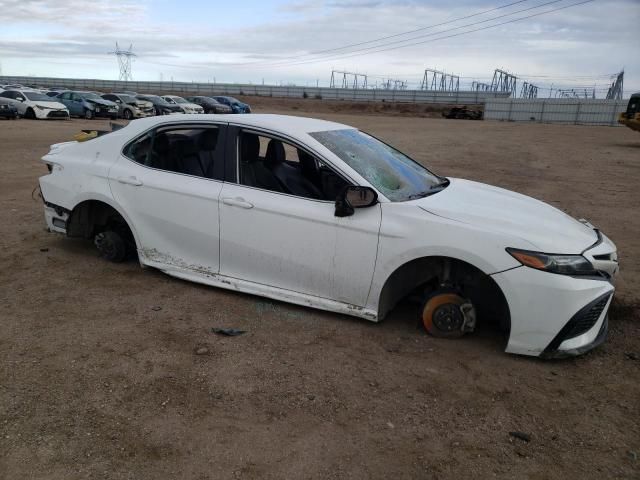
[151,306,162,311]
[212,328,246,336]
[195,347,209,355]
[39,247,49,252]
[509,431,531,443]
[624,352,638,361]
[442,106,483,120]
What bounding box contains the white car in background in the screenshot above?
[37,114,618,359]
[162,95,204,114]
[0,89,69,119]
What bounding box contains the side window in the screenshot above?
[237,130,349,201]
[124,126,224,180]
[60,92,70,100]
[104,94,117,102]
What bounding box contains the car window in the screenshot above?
[309,129,443,202]
[0,91,12,99]
[124,126,224,180]
[237,130,348,201]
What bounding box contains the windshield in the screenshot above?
[81,92,101,100]
[23,92,52,101]
[309,129,444,202]
[171,96,188,104]
[120,95,136,103]
[142,95,166,104]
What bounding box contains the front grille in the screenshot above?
[544,292,611,354]
[47,110,68,118]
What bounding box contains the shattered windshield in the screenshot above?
[309,129,444,202]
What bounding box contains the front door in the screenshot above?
[108,123,226,276]
[218,128,380,306]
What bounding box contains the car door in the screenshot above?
[218,127,381,307]
[108,122,227,276]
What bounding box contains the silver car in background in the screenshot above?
[102,93,155,120]
[162,95,205,114]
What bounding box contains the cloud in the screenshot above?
[0,0,637,93]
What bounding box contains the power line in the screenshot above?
[237,0,532,67]
[240,0,588,69]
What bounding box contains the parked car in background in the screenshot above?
[136,94,183,116]
[102,93,154,120]
[46,91,66,97]
[161,95,204,114]
[0,98,19,119]
[213,96,251,113]
[55,91,118,119]
[37,114,618,359]
[0,90,69,119]
[185,96,233,114]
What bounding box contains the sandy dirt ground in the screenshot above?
[1,101,639,479]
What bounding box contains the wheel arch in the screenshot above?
[66,196,141,252]
[376,254,511,332]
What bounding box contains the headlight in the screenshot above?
[35,105,48,110]
[506,248,598,275]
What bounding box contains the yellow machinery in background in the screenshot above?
[618,93,640,132]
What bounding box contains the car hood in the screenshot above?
[33,100,67,110]
[414,178,597,253]
[128,100,152,108]
[87,98,115,107]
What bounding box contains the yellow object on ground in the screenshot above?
[74,130,99,142]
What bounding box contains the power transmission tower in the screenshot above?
[420,69,459,92]
[330,70,368,89]
[380,78,408,90]
[109,43,136,81]
[520,81,538,99]
[606,71,624,100]
[490,69,517,96]
[471,81,491,92]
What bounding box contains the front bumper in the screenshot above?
[492,266,614,357]
[0,107,18,118]
[35,108,69,120]
[92,107,119,118]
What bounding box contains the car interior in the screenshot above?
[238,131,348,201]
[125,127,349,200]
[127,127,221,179]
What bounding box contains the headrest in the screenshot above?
[264,139,286,168]
[199,129,219,151]
[152,133,170,153]
[240,133,260,164]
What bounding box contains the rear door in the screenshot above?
[108,122,227,275]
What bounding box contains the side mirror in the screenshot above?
[17,97,25,102]
[335,186,378,217]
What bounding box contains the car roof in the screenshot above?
[126,113,352,135]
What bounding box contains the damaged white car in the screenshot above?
[38,114,618,358]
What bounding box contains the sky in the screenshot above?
[0,0,638,96]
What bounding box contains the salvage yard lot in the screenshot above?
[1,104,639,479]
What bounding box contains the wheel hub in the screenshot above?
[432,303,465,332]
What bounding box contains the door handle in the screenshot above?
[116,176,143,186]
[222,197,253,209]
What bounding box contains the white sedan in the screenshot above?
[162,95,204,114]
[38,114,618,358]
[0,89,69,119]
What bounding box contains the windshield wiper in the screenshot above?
[407,179,450,200]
